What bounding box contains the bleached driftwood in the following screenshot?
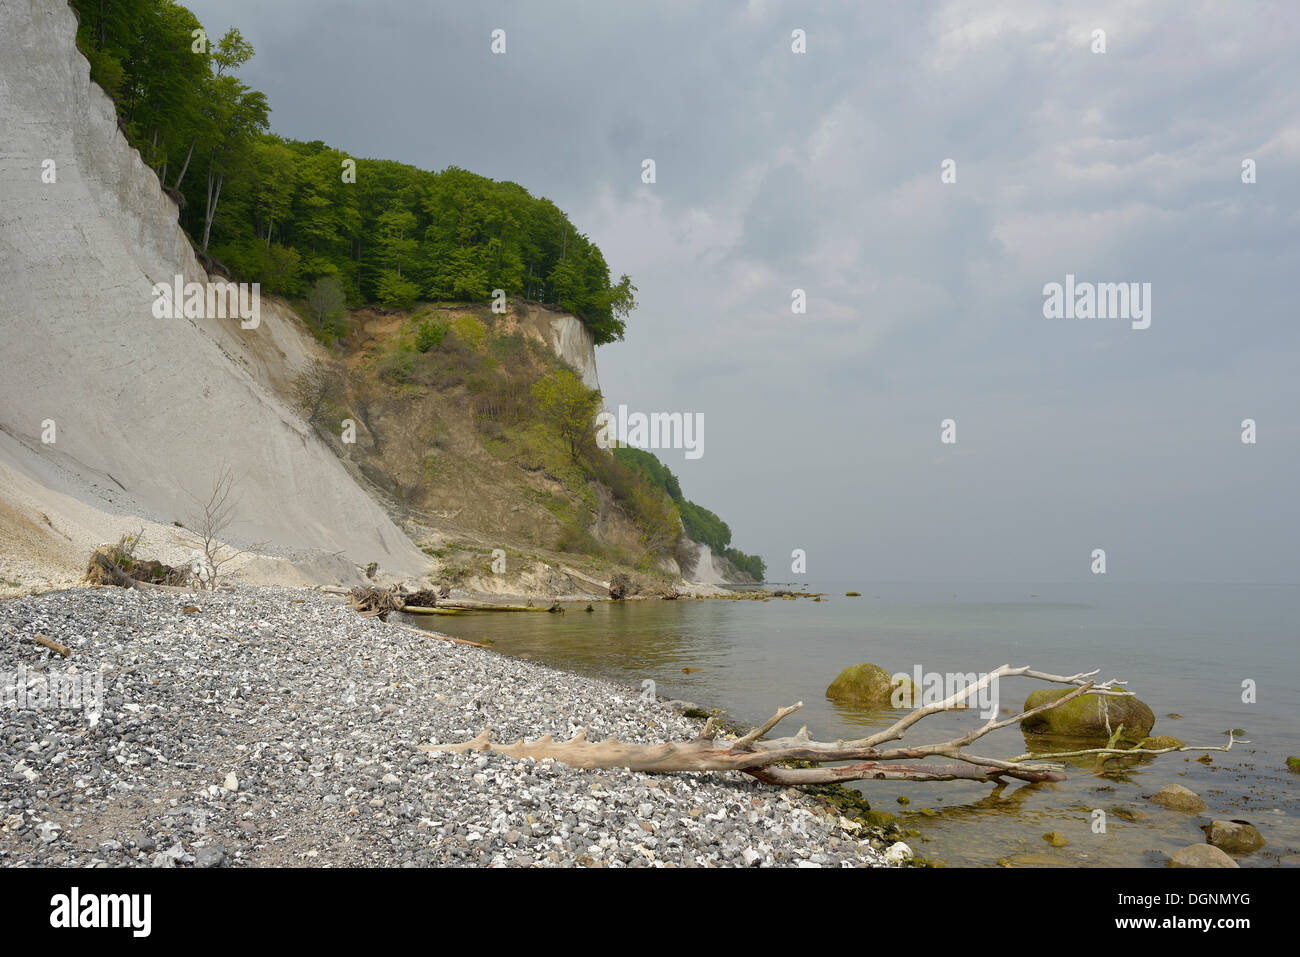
[421,664,1229,785]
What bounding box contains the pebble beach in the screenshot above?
[0,585,899,868]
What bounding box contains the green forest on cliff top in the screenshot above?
[71,0,764,580]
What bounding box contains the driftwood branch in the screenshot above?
[33,634,71,657]
[421,663,1223,786]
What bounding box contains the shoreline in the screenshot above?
[0,584,902,867]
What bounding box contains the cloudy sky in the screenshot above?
[187,0,1300,584]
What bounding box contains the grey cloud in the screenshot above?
[185,0,1300,582]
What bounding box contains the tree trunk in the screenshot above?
[202,169,224,253]
[173,137,196,191]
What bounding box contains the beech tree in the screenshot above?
[532,369,602,461]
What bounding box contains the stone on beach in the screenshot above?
[1168,844,1238,868]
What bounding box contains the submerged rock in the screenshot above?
[1149,784,1207,812]
[826,663,915,707]
[1019,689,1154,741]
[1109,807,1147,822]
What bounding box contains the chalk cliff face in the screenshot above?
[513,302,601,392]
[0,0,427,576]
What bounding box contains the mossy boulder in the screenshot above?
[1205,820,1264,855]
[1019,689,1154,741]
[826,663,914,707]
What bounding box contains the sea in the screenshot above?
[404,580,1299,867]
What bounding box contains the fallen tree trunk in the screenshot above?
[436,600,554,612]
[421,664,1234,786]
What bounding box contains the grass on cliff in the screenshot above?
[311,302,684,577]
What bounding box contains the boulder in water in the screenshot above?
[1020,688,1154,741]
[1149,784,1207,812]
[826,663,915,707]
[1204,820,1264,855]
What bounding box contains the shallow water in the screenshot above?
[405,581,1300,867]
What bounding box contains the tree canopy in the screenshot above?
[71,0,635,343]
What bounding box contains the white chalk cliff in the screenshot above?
[512,302,601,392]
[0,0,427,579]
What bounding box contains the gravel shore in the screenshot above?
[1,585,898,867]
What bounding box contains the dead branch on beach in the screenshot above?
[349,585,405,620]
[421,664,1232,786]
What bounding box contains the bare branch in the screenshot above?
[1009,731,1246,764]
[422,664,1210,788]
[172,464,260,589]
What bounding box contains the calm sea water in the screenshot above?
[406,581,1299,867]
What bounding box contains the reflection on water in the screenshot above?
[404,582,1300,867]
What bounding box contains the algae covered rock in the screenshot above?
[1205,820,1264,855]
[1169,844,1237,868]
[1149,784,1207,812]
[826,662,914,707]
[1019,688,1154,740]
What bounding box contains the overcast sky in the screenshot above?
[186,0,1300,584]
